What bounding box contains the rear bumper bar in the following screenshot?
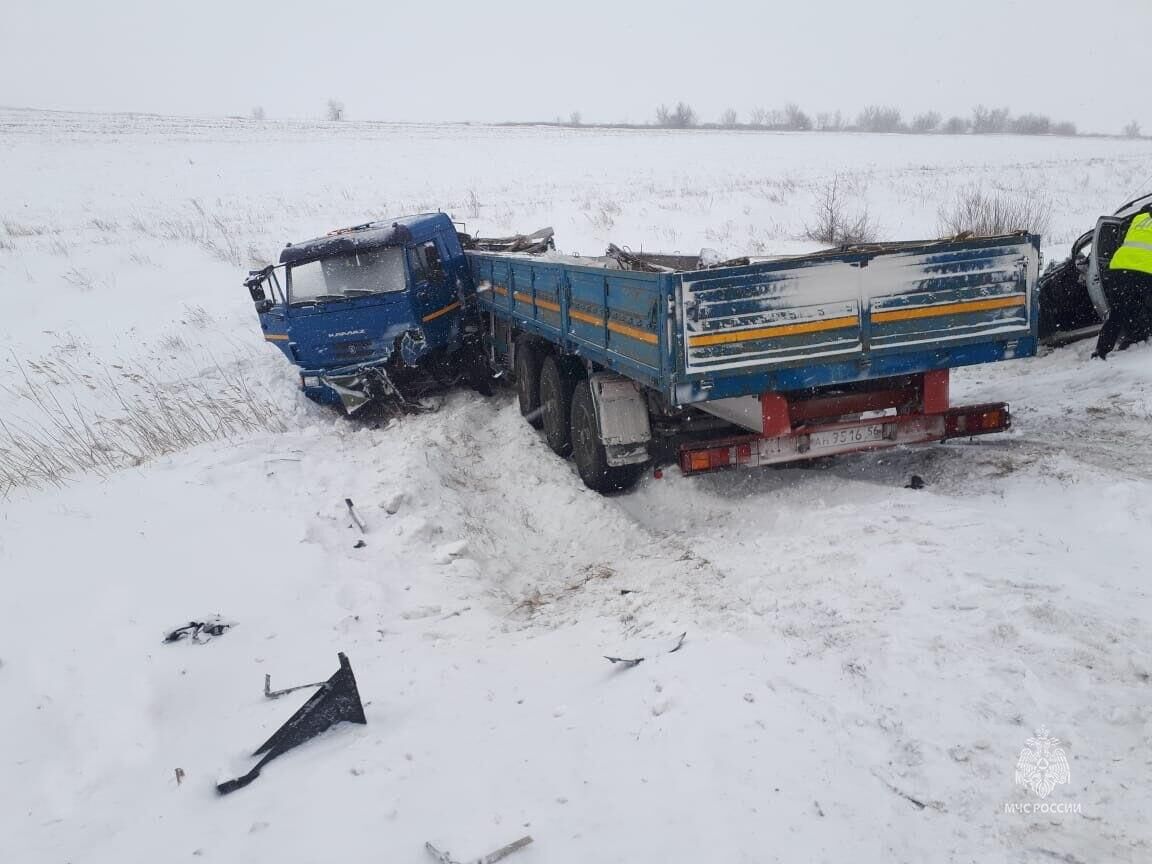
[678,402,1010,475]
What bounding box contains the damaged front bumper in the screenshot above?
[299,359,400,413]
[299,328,440,413]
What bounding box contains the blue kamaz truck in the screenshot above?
[245,212,1039,492]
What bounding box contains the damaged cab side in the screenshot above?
[244,213,470,412]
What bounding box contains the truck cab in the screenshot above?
[245,213,470,409]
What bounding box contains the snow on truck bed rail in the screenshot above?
[2,109,1151,864]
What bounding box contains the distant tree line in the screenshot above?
[247,100,1144,138]
[626,102,1136,137]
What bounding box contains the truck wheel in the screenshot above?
[569,380,644,493]
[514,340,544,428]
[539,355,582,456]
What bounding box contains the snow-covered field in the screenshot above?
[2,108,1150,863]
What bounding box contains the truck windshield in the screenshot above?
[289,246,407,304]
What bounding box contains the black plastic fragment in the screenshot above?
[164,616,234,644]
[217,652,366,795]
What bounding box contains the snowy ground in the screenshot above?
[2,109,1151,863]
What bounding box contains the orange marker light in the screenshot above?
[688,452,710,472]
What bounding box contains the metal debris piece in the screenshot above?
[345,498,367,533]
[263,672,327,700]
[461,225,554,253]
[425,835,534,864]
[604,654,644,668]
[605,631,687,667]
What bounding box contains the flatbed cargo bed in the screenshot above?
[468,233,1040,407]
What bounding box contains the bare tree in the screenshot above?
[1123,120,1142,138]
[784,103,812,131]
[971,105,1010,134]
[1012,113,1052,135]
[942,115,970,135]
[804,174,879,245]
[856,105,903,133]
[568,111,582,126]
[760,108,784,128]
[251,106,266,122]
[753,104,812,131]
[656,101,697,128]
[670,101,697,128]
[816,111,845,132]
[910,111,941,133]
[326,99,345,121]
[719,108,739,128]
[1052,120,1077,136]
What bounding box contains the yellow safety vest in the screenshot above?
[1110,212,1152,274]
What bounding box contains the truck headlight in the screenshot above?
[302,376,321,389]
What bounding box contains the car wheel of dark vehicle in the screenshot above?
[515,339,544,428]
[569,380,643,494]
[539,355,582,456]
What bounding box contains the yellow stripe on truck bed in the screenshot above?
[571,308,659,344]
[688,315,859,348]
[871,295,1025,324]
[607,320,658,345]
[568,308,601,326]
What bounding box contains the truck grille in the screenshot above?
[332,339,375,359]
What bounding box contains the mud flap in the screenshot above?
[589,373,651,467]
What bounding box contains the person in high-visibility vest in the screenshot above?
[1094,205,1152,359]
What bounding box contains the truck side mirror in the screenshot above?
[254,298,274,314]
[244,267,272,301]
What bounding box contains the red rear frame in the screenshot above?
[678,370,1010,476]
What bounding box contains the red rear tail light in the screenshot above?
[944,404,1010,438]
[708,447,732,469]
[682,445,739,474]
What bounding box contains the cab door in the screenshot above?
[407,239,459,337]
[1087,216,1127,319]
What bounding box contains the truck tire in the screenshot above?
[539,355,582,456]
[514,339,544,428]
[569,380,644,494]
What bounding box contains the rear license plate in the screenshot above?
[809,424,885,451]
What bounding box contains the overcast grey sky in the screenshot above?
[2,0,1149,132]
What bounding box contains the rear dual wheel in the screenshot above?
[569,380,644,493]
[514,340,544,428]
[539,355,583,456]
[516,343,644,493]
